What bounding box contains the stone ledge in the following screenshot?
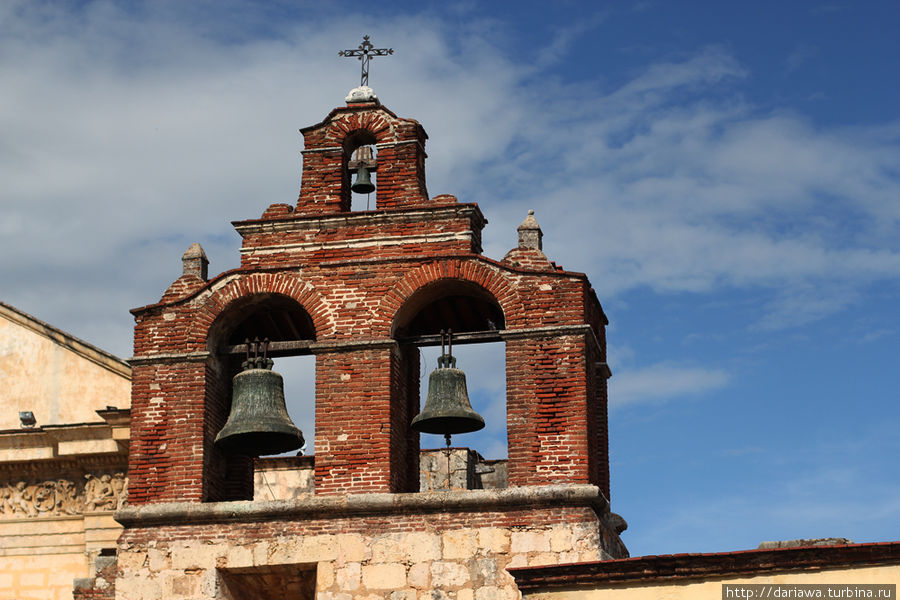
[116,484,608,528]
[233,204,485,233]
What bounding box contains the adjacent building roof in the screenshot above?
[509,541,900,592]
[0,301,130,377]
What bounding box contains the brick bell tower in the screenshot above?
[116,83,627,599]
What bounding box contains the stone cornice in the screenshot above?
[116,484,608,528]
[232,203,486,237]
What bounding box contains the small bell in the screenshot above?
[411,330,485,438]
[215,339,304,456]
[351,167,375,194]
[349,145,376,194]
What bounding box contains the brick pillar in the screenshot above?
[375,142,428,210]
[595,364,610,500]
[505,335,593,486]
[584,338,610,499]
[314,347,395,493]
[127,360,208,504]
[392,344,420,492]
[296,149,350,214]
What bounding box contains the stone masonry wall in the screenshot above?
[116,503,615,600]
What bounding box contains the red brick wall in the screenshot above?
[127,100,611,504]
[297,102,429,214]
[506,335,592,487]
[314,347,395,494]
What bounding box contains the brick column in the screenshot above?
[391,344,420,493]
[126,360,208,504]
[375,143,428,210]
[297,149,349,214]
[505,334,593,487]
[314,346,399,494]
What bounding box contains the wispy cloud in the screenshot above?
[2,3,899,357]
[610,362,730,407]
[785,43,818,73]
[859,328,895,343]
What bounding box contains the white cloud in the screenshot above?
[610,362,730,407]
[1,2,899,363]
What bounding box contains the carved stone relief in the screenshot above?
[0,472,128,518]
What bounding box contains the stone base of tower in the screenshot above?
[114,485,627,599]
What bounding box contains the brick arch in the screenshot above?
[324,111,395,146]
[192,272,333,349]
[373,259,525,337]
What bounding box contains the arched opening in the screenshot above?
[205,293,317,501]
[343,130,378,213]
[392,280,508,491]
[393,280,505,339]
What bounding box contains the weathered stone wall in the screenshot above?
[73,554,117,600]
[0,432,129,600]
[115,487,623,600]
[253,452,508,501]
[253,456,315,499]
[0,552,91,600]
[419,449,508,492]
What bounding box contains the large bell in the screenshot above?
[411,332,485,437]
[215,342,304,456]
[351,166,375,194]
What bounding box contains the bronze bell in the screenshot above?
[351,167,375,194]
[411,331,485,438]
[215,339,304,456]
[350,145,376,194]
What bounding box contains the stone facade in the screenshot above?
[115,487,624,600]
[0,472,128,517]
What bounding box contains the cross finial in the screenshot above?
[339,35,393,87]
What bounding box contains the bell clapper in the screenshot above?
[444,432,452,490]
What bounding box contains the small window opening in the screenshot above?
[219,564,316,600]
[278,354,315,458]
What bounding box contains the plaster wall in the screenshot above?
[0,314,130,430]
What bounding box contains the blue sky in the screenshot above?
[1,1,898,557]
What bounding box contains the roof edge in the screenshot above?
[509,541,900,591]
[0,302,131,379]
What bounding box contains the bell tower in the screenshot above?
[118,75,626,598]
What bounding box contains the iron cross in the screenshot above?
[339,35,393,87]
